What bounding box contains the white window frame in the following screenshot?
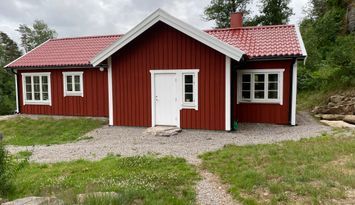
[63,72,84,97]
[21,72,51,106]
[182,72,198,108]
[237,69,284,105]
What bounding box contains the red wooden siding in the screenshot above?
[18,68,108,117]
[112,22,226,130]
[233,60,292,124]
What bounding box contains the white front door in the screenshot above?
[154,73,178,126]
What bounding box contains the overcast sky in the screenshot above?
[0,0,309,45]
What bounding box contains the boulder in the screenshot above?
[343,115,355,125]
[320,114,345,121]
[2,197,64,205]
[77,192,119,204]
[329,95,345,104]
[144,126,182,137]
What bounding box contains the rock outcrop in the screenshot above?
[2,197,64,205]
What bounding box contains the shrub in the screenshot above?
[0,142,27,197]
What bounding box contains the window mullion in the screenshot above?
[31,76,34,101]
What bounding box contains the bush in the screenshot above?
[0,142,27,197]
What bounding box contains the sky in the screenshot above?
[0,0,309,45]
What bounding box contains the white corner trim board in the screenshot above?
[62,71,84,97]
[91,9,244,66]
[150,69,199,128]
[108,57,114,126]
[21,72,52,106]
[225,56,231,131]
[291,62,298,126]
[14,73,19,113]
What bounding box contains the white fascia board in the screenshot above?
[91,9,244,66]
[295,25,307,57]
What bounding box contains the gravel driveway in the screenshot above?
[7,112,330,164]
[6,111,331,205]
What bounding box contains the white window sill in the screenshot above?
[24,101,51,106]
[238,100,282,105]
[182,103,198,110]
[64,92,83,97]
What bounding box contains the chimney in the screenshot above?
[230,12,243,28]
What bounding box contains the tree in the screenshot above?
[17,20,57,52]
[253,0,294,25]
[204,0,251,28]
[0,32,21,115]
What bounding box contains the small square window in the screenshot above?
[63,72,83,97]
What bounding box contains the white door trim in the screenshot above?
[150,69,199,128]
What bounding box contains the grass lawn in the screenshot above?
[200,129,355,205]
[9,155,199,204]
[0,117,105,146]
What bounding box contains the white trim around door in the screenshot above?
[150,69,199,127]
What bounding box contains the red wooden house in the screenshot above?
[5,9,307,131]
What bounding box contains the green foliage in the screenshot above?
[200,129,355,204]
[10,156,199,204]
[298,0,354,92]
[253,0,294,25]
[204,0,251,28]
[0,143,28,197]
[17,20,57,52]
[0,117,106,146]
[0,32,21,115]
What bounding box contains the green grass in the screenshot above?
[200,129,355,205]
[9,155,199,204]
[0,117,106,146]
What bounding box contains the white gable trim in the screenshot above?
[295,26,307,57]
[91,9,244,66]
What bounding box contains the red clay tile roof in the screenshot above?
[7,34,121,68]
[205,25,303,58]
[6,24,304,68]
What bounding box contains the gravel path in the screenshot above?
[6,111,331,205]
[6,112,331,164]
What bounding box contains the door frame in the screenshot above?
[150,69,199,128]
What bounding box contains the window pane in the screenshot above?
[268,74,278,82]
[242,91,250,99]
[42,84,48,92]
[242,74,250,82]
[184,75,193,83]
[75,83,80,91]
[34,93,41,100]
[242,83,250,91]
[255,91,264,99]
[255,82,264,90]
[34,84,40,92]
[74,75,80,84]
[26,85,32,92]
[42,76,48,84]
[67,83,73,92]
[26,93,32,100]
[185,84,193,92]
[268,91,278,99]
[33,76,40,84]
[268,82,278,90]
[43,93,49,100]
[185,93,193,102]
[25,76,31,85]
[254,74,265,82]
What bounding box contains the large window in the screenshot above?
[182,72,198,108]
[237,69,284,104]
[22,72,51,105]
[63,72,83,97]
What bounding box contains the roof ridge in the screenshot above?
[204,24,295,32]
[50,34,123,41]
